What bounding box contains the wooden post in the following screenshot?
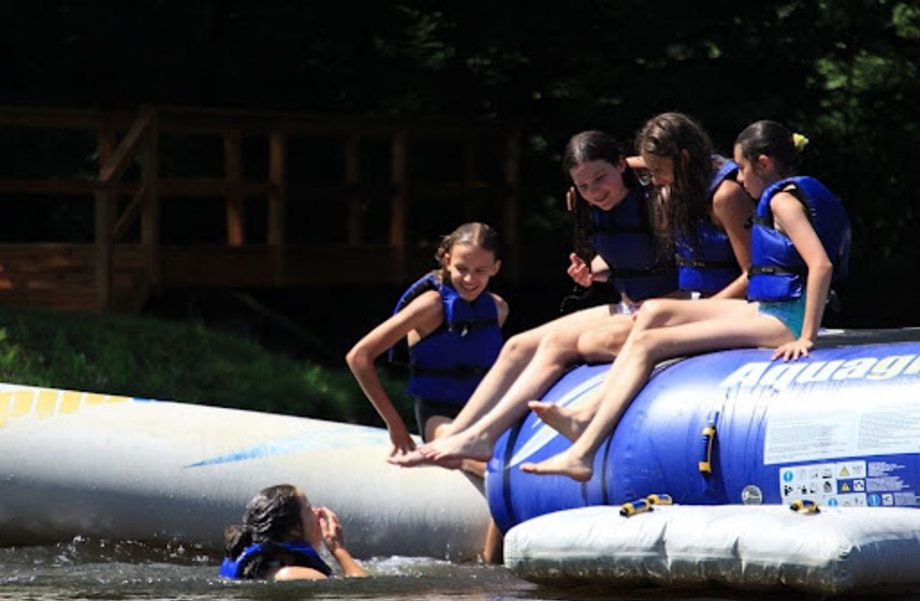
[95,120,116,311]
[141,110,160,288]
[267,127,287,285]
[503,129,521,282]
[345,133,362,245]
[223,128,245,247]
[389,128,408,281]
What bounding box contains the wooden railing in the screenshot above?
[0,105,522,312]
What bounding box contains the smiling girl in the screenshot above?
[394,119,752,471]
[347,222,508,455]
[521,120,851,481]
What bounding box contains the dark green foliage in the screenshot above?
[0,308,409,426]
[0,1,916,325]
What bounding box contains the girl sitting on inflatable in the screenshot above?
[523,120,851,481]
[394,114,754,469]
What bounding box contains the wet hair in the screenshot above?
[224,484,305,579]
[734,120,801,178]
[562,130,640,189]
[562,131,644,263]
[635,112,715,252]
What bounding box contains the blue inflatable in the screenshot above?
[487,330,920,533]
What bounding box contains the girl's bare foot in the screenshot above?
[528,401,592,442]
[387,448,463,470]
[418,430,493,463]
[519,450,593,482]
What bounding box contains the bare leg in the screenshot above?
[523,300,792,480]
[439,304,623,436]
[525,318,635,439]
[481,520,504,564]
[420,416,503,562]
[392,306,623,467]
[387,329,548,467]
[520,338,654,481]
[528,298,750,441]
[416,315,634,464]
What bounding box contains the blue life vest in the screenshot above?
[748,176,851,302]
[219,541,332,579]
[592,186,677,301]
[674,158,744,294]
[395,274,503,405]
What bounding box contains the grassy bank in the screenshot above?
[0,307,407,427]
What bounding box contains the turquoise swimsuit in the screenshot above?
[758,294,806,339]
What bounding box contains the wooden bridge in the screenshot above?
[0,105,528,312]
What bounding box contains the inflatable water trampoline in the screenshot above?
[4,328,920,593]
[491,328,920,594]
[0,386,491,560]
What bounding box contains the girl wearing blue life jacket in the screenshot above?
[394,118,752,470]
[521,120,851,482]
[346,222,508,563]
[634,112,754,300]
[220,484,366,581]
[347,222,508,455]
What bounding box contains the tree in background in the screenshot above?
[0,0,916,325]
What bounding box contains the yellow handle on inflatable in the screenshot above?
[620,498,652,517]
[698,412,719,475]
[789,499,820,514]
[646,493,673,506]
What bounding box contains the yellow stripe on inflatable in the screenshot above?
[9,390,34,418]
[0,386,130,428]
[59,391,81,414]
[85,393,121,405]
[35,390,59,419]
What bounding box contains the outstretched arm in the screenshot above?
[346,291,443,455]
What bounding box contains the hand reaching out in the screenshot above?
[388,425,417,458]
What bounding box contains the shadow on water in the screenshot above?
[3,538,918,601]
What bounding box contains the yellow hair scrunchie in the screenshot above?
[792,132,810,152]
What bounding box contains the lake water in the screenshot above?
[0,537,885,601]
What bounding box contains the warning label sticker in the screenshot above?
[778,459,920,507]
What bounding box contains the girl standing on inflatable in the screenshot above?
[347,221,508,457]
[523,120,851,481]
[395,116,753,469]
[220,484,366,580]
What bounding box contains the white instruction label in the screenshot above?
[764,386,920,465]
